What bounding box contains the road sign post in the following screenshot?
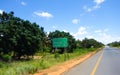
[52,38,68,61]
[52,38,68,48]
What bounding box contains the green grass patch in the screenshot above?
[0,48,101,75]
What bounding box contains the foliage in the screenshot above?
[48,30,76,53]
[108,41,120,47]
[75,40,82,48]
[1,54,12,62]
[0,48,101,75]
[0,11,46,59]
[80,38,104,48]
[0,11,104,59]
[0,62,4,68]
[54,52,60,59]
[0,11,104,75]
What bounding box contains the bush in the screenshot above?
[0,62,4,68]
[54,52,60,59]
[2,54,12,62]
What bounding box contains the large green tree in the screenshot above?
[48,30,76,53]
[108,41,120,47]
[0,11,46,59]
[81,38,104,48]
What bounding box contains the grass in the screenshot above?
[0,48,101,75]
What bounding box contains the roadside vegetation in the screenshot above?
[108,41,120,48]
[0,11,104,75]
[0,48,101,75]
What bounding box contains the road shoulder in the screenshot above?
[34,50,100,75]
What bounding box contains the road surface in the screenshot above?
[62,47,120,75]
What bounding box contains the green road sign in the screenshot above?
[52,38,68,48]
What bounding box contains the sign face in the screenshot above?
[52,38,68,48]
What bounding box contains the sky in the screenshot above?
[0,0,120,44]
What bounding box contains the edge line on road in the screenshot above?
[90,50,104,75]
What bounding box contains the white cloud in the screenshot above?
[94,28,120,44]
[95,29,108,33]
[83,0,105,12]
[87,8,92,12]
[95,29,102,33]
[62,29,68,32]
[95,33,114,44]
[52,26,57,29]
[77,27,87,35]
[87,35,94,39]
[72,19,80,24]
[83,6,93,12]
[80,13,84,16]
[98,34,120,44]
[93,5,101,9]
[83,5,100,12]
[21,2,27,6]
[34,11,53,19]
[72,27,120,44]
[73,26,88,39]
[0,9,3,14]
[94,0,105,5]
[104,28,109,32]
[70,26,120,44]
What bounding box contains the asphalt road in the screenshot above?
[62,47,120,75]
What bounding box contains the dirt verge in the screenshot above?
[34,51,99,75]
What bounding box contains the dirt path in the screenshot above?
[34,51,98,75]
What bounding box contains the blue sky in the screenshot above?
[0,0,120,44]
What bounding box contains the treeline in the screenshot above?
[108,41,120,47]
[77,38,104,48]
[0,12,46,60]
[0,11,104,61]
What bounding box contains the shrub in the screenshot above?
[0,62,4,68]
[54,52,60,59]
[2,54,12,62]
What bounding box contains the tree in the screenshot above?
[0,11,46,59]
[48,30,76,53]
[81,38,104,48]
[75,40,82,48]
[108,41,120,47]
